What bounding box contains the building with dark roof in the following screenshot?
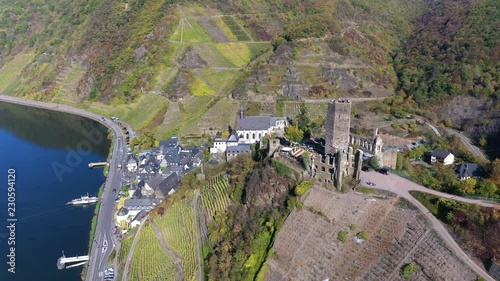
[123,198,160,211]
[130,210,148,228]
[155,173,180,199]
[226,144,251,160]
[456,163,483,180]
[210,106,287,155]
[237,108,287,144]
[160,135,179,148]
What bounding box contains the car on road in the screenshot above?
[378,168,389,175]
[112,188,116,192]
[366,181,376,186]
[362,166,371,172]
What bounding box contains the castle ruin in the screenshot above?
[311,99,395,191]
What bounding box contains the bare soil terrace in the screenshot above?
[265,187,478,281]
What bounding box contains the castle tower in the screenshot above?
[325,99,352,154]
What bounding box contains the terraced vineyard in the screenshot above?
[283,101,328,122]
[213,43,252,68]
[154,191,199,281]
[0,52,35,95]
[213,17,238,41]
[187,72,216,96]
[220,16,253,41]
[128,221,177,281]
[201,174,232,220]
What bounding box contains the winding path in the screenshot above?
[360,171,498,281]
[446,128,488,162]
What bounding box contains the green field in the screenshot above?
[0,53,34,95]
[154,191,199,281]
[152,67,179,93]
[283,101,328,122]
[88,94,169,130]
[201,174,232,220]
[128,221,177,281]
[172,17,212,42]
[192,44,236,68]
[188,72,216,96]
[214,43,252,68]
[198,69,238,93]
[213,17,238,41]
[156,102,184,138]
[220,16,253,41]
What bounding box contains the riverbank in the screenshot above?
[0,94,128,280]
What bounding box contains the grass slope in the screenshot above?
[128,221,177,280]
[172,17,212,43]
[0,53,34,95]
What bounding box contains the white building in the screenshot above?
[126,154,138,172]
[210,106,287,154]
[430,149,455,165]
[210,137,228,154]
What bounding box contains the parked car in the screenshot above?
[378,168,389,175]
[362,166,371,172]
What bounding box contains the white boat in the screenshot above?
[67,193,99,205]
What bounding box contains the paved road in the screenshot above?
[360,171,498,281]
[446,128,488,162]
[0,95,128,281]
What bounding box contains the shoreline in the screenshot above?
[0,95,114,130]
[0,94,127,280]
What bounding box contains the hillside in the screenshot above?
[393,0,500,157]
[0,0,429,137]
[1,1,498,154]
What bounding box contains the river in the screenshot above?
[0,101,111,281]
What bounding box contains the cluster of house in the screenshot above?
[116,135,205,227]
[407,144,483,181]
[210,106,288,159]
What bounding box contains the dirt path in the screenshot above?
[361,171,497,281]
[150,219,185,281]
[121,216,148,281]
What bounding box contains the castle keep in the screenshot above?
[310,99,396,191]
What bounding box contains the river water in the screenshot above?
[0,101,111,281]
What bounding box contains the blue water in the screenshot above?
[0,101,110,281]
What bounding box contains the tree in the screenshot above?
[337,231,348,243]
[368,156,381,170]
[488,159,500,185]
[400,262,421,279]
[357,231,368,240]
[296,103,310,131]
[459,178,477,194]
[294,180,312,196]
[285,125,304,143]
[476,180,498,198]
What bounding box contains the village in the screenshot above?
[113,100,487,236]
